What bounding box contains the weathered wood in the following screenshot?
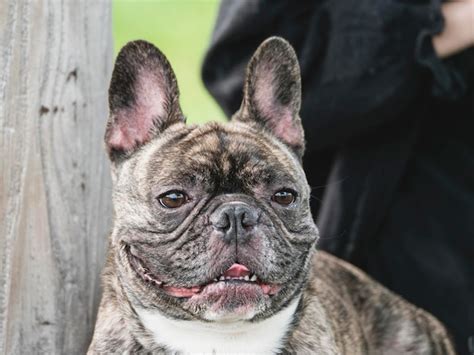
[0,1,113,353]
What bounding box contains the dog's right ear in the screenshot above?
[105,40,184,163]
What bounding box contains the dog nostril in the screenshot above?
[237,208,258,229]
[241,212,253,228]
[214,213,231,231]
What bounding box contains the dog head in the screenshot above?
[105,38,318,322]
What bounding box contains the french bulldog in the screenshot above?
[88,37,455,354]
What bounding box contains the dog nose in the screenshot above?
[211,203,259,243]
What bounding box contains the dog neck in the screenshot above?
[136,298,300,354]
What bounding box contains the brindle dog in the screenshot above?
[88,38,455,354]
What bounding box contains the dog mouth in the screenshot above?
[125,246,280,298]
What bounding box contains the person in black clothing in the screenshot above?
[202,1,474,353]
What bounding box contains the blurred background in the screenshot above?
[113,0,225,123]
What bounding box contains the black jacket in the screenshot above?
[202,0,474,353]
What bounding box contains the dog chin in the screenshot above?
[201,305,258,322]
[183,281,270,321]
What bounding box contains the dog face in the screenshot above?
[105,38,318,322]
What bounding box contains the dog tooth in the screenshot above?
[250,275,257,282]
[244,275,249,281]
[219,276,225,281]
[213,278,218,282]
[225,276,231,280]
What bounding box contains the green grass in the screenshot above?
[113,0,225,124]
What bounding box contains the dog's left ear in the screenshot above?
[235,37,305,158]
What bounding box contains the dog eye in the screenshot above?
[158,191,187,208]
[272,190,296,206]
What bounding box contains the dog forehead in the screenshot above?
[142,122,299,190]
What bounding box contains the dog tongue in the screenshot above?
[223,263,251,278]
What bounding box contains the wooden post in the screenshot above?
[0,1,113,353]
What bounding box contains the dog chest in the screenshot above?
[136,300,299,354]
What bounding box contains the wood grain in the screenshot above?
[0,1,113,353]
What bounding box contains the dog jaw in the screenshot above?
[126,244,282,319]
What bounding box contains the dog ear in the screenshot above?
[235,37,304,158]
[105,40,184,162]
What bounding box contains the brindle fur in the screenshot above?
[89,38,455,354]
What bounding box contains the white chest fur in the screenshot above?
[136,299,299,354]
